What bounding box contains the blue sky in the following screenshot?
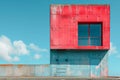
[0,0,120,76]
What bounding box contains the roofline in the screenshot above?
[50,4,110,6]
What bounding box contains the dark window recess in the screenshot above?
[56,59,59,62]
[65,59,68,62]
[78,23,102,46]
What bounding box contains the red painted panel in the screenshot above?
[50,5,110,50]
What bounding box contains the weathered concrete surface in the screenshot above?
[51,50,108,77]
[0,77,120,80]
[0,64,50,77]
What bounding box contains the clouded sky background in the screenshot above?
[0,0,120,76]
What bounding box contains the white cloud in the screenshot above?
[0,35,48,62]
[34,54,41,60]
[0,35,29,62]
[13,40,29,55]
[29,43,40,51]
[108,42,118,55]
[29,43,48,52]
[0,35,14,62]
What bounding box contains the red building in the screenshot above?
[50,5,110,77]
[50,5,110,50]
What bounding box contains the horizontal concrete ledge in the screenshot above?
[0,77,120,80]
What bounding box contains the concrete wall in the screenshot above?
[0,64,50,76]
[50,50,108,78]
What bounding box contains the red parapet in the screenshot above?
[50,5,110,50]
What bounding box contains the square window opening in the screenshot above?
[78,22,102,46]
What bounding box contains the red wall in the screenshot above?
[50,5,110,50]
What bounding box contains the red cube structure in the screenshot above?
[50,5,110,50]
[50,5,110,77]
